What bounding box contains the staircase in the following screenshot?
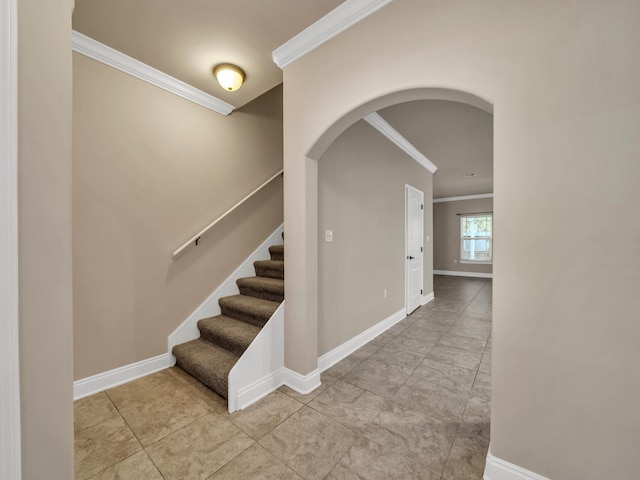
[172,242,284,400]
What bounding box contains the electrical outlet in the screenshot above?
[325,229,333,242]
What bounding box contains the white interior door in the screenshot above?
[406,185,424,314]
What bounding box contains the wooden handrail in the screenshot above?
[172,169,283,258]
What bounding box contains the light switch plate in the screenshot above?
[325,230,333,242]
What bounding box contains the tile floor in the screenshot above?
[74,275,491,480]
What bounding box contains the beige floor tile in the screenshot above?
[308,381,388,433]
[259,407,359,480]
[278,373,338,404]
[366,345,424,376]
[88,450,163,480]
[167,365,199,385]
[187,380,230,416]
[146,412,254,480]
[74,416,142,480]
[464,301,492,316]
[364,403,458,475]
[385,320,412,337]
[325,355,363,378]
[369,330,398,346]
[350,342,382,360]
[427,344,482,371]
[387,332,440,356]
[393,376,470,421]
[342,361,410,399]
[437,333,488,354]
[463,395,490,423]
[449,320,491,341]
[229,390,303,439]
[106,370,211,446]
[410,358,477,392]
[327,436,441,480]
[478,362,491,376]
[207,443,302,480]
[442,422,490,480]
[74,392,119,433]
[471,372,491,401]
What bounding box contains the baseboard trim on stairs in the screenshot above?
[234,366,322,410]
[236,368,286,411]
[484,449,550,480]
[73,353,171,400]
[422,291,435,306]
[282,367,322,395]
[434,269,493,279]
[168,224,285,358]
[317,308,406,373]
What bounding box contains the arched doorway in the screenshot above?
[282,87,493,384]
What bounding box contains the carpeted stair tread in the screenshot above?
[219,294,280,327]
[236,276,284,302]
[172,339,238,399]
[254,260,284,280]
[197,315,261,357]
[269,245,284,261]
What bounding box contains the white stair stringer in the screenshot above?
[228,301,284,412]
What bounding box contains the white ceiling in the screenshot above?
[378,100,493,198]
[73,1,493,198]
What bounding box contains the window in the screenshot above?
[460,214,492,263]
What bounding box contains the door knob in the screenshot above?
[407,256,415,260]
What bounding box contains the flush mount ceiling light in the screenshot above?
[213,63,246,92]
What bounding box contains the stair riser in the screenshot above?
[254,265,284,280]
[198,330,247,357]
[181,362,228,399]
[219,305,270,327]
[269,245,284,261]
[171,341,235,399]
[237,285,284,303]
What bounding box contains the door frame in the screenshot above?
[0,0,22,476]
[405,184,424,315]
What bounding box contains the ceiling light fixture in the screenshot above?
[213,63,246,92]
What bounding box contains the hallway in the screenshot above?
[74,275,491,479]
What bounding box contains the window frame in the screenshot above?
[459,213,493,264]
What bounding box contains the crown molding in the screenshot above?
[72,31,235,116]
[364,112,438,173]
[433,193,494,203]
[272,0,393,68]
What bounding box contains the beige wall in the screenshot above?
[318,120,433,356]
[282,0,640,478]
[433,198,493,275]
[18,0,74,477]
[73,54,284,379]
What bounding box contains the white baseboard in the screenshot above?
[422,291,435,305]
[434,269,493,279]
[317,308,406,372]
[236,368,286,411]
[168,224,284,357]
[73,353,171,400]
[484,450,550,480]
[282,367,321,395]
[235,366,323,410]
